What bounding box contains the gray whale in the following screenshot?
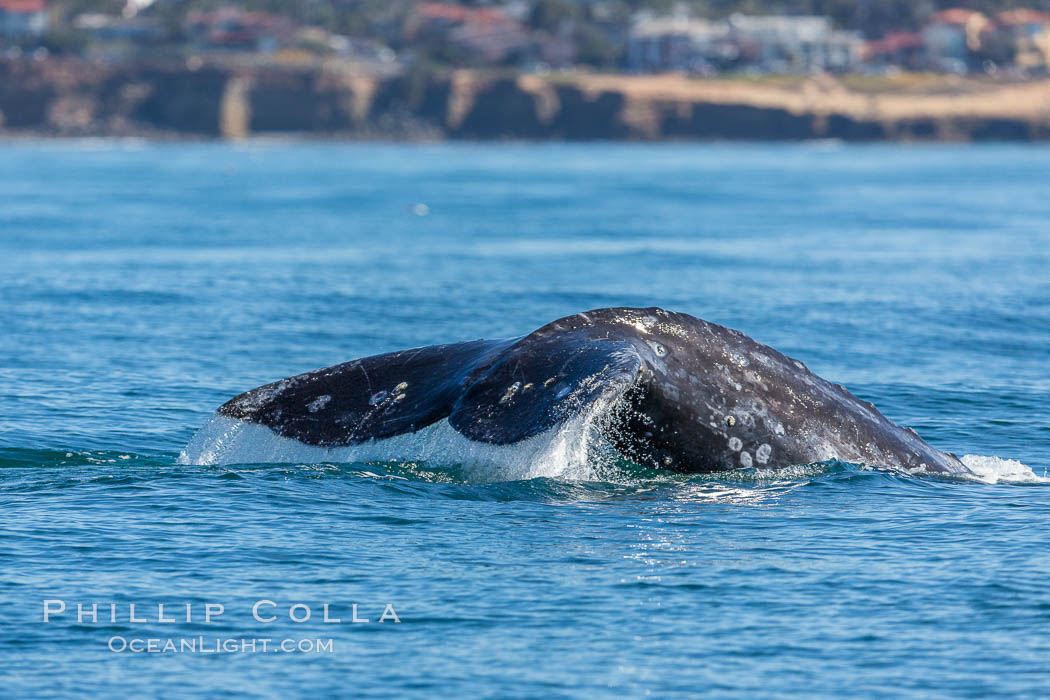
[216,307,968,475]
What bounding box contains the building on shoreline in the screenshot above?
[0,0,47,40]
[726,14,861,73]
[627,13,861,74]
[3,2,1050,79]
[626,7,1050,77]
[996,9,1050,72]
[922,9,995,73]
[626,15,726,73]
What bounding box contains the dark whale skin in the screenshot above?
[218,307,967,475]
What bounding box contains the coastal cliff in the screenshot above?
[3,58,1050,141]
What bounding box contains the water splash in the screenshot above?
[178,407,1044,487]
[178,395,621,482]
[958,454,1047,484]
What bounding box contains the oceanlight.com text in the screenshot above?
[107,636,335,654]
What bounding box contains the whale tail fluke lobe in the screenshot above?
[449,329,641,444]
[217,329,643,450]
[218,338,510,447]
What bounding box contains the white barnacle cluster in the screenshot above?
[755,443,772,464]
[500,382,521,404]
[728,351,750,368]
[754,352,777,369]
[648,340,667,357]
[306,394,332,413]
[368,381,410,409]
[723,408,775,466]
[501,380,542,405]
[727,438,773,467]
[236,375,304,413]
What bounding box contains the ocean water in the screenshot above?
[2,141,1049,698]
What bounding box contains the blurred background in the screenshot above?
[2,0,1050,140]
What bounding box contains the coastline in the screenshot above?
[3,57,1050,142]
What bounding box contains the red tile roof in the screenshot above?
[929,8,987,25]
[867,32,923,54]
[418,3,514,27]
[0,0,45,13]
[996,9,1050,26]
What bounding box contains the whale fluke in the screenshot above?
[449,328,641,444]
[214,307,969,475]
[219,338,514,447]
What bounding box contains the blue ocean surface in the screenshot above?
[1,141,1049,697]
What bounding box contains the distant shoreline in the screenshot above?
[3,57,1049,142]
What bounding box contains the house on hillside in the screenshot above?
[186,8,296,52]
[922,8,994,73]
[626,15,729,73]
[727,14,862,73]
[73,13,165,45]
[627,12,861,74]
[996,9,1050,72]
[408,3,531,64]
[863,32,924,71]
[0,0,47,40]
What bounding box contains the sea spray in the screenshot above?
[958,454,1047,484]
[178,389,627,482]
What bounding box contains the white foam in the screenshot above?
[178,413,1046,487]
[178,400,617,482]
[959,454,1047,484]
